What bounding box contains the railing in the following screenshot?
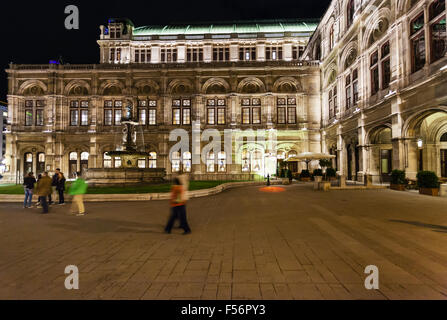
[8,60,321,71]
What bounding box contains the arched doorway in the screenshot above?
[24,153,33,175]
[80,152,89,175]
[37,153,45,175]
[368,127,392,182]
[69,152,78,178]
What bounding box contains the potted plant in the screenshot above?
[417,171,440,196]
[300,170,311,182]
[390,170,406,191]
[326,168,337,181]
[313,169,323,182]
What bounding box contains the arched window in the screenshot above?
[80,152,89,173]
[183,152,192,173]
[171,151,181,173]
[441,132,447,142]
[329,25,335,50]
[24,152,33,174]
[277,150,286,159]
[347,0,355,28]
[218,151,227,172]
[149,152,157,168]
[37,153,45,174]
[252,150,263,172]
[103,152,112,168]
[429,0,446,63]
[242,150,250,172]
[69,152,78,178]
[206,151,215,172]
[287,150,298,158]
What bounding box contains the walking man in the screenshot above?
[164,178,191,235]
[23,172,36,208]
[69,172,88,216]
[34,172,52,214]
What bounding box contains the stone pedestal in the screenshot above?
[339,175,346,187]
[314,176,322,190]
[364,174,373,187]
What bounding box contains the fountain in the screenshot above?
[85,101,166,186]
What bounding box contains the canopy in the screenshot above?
[285,152,336,170]
[285,152,336,162]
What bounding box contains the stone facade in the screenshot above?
[3,19,321,183]
[305,0,447,182]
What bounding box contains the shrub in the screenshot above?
[417,171,439,189]
[326,168,336,177]
[313,169,323,176]
[319,159,332,169]
[300,170,311,178]
[390,170,406,185]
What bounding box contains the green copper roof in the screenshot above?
[133,19,319,36]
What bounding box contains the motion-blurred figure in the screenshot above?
[35,172,52,214]
[69,172,88,216]
[165,177,191,235]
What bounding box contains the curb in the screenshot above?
[0,180,282,203]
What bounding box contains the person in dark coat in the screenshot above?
[23,172,36,208]
[56,171,66,205]
[49,168,60,205]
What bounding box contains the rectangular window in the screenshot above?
[173,109,181,125]
[104,100,113,107]
[81,110,88,126]
[382,59,391,89]
[36,109,44,126]
[207,108,215,125]
[116,48,121,62]
[266,46,283,60]
[183,108,191,125]
[277,107,286,124]
[252,108,261,124]
[104,109,112,126]
[217,108,226,125]
[242,108,250,124]
[110,48,115,62]
[187,48,203,62]
[148,109,156,125]
[70,110,79,126]
[114,110,122,125]
[139,109,147,125]
[213,47,230,61]
[25,109,33,126]
[287,107,296,124]
[161,48,178,63]
[135,49,140,63]
[25,100,34,107]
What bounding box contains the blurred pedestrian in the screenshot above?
[34,172,52,214]
[49,168,60,205]
[164,177,191,235]
[23,172,36,208]
[56,171,66,205]
[69,172,88,216]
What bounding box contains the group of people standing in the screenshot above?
[22,170,87,215]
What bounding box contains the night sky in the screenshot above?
[1,0,330,101]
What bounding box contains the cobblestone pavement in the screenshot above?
[1,184,447,300]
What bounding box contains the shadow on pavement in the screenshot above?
[389,219,447,233]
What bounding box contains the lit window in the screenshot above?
[183,152,192,172]
[218,151,226,172]
[149,152,157,168]
[171,151,180,172]
[104,153,112,168]
[206,151,215,172]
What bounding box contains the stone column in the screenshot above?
[336,125,344,176]
[406,139,419,180]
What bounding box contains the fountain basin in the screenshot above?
[85,168,166,186]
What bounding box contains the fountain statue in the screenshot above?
[84,100,166,186]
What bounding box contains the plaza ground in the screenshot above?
[1,184,447,300]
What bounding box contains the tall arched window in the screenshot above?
[37,153,45,174]
[171,151,181,173]
[329,25,335,50]
[206,151,215,172]
[81,152,89,173]
[242,150,250,172]
[252,150,263,172]
[24,152,33,174]
[103,152,112,168]
[218,151,226,172]
[183,152,192,172]
[69,152,78,178]
[347,0,355,28]
[429,0,446,63]
[149,152,157,168]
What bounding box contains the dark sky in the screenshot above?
[1,0,330,101]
